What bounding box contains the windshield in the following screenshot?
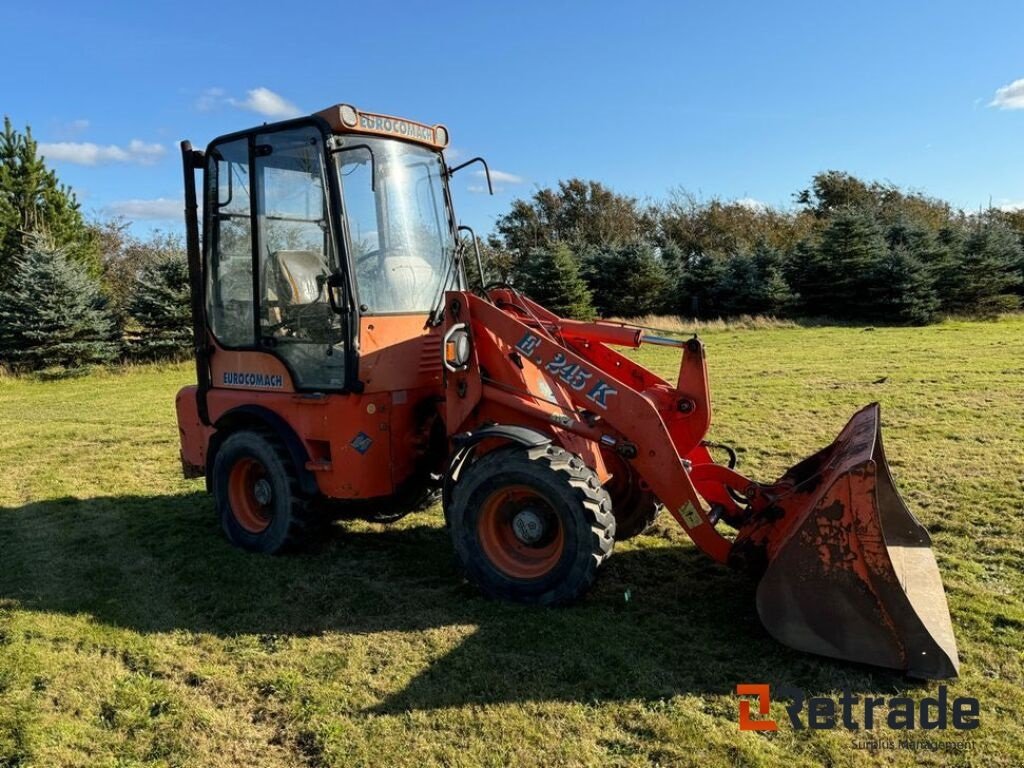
[335,137,455,314]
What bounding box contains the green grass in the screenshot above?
[1,317,1022,767]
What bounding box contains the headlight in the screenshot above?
[339,104,359,128]
[443,324,471,370]
[434,124,449,148]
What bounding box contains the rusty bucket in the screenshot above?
[730,404,959,679]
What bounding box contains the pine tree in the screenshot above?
[582,243,669,317]
[868,245,940,325]
[0,242,118,369]
[0,117,97,282]
[750,242,796,315]
[677,253,728,318]
[718,252,760,316]
[814,208,889,319]
[887,219,958,313]
[784,238,829,317]
[516,244,595,319]
[127,253,192,360]
[655,242,686,314]
[930,226,966,312]
[718,243,795,316]
[948,220,1023,317]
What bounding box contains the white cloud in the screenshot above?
[65,118,90,133]
[195,87,225,112]
[989,78,1024,110]
[39,139,165,166]
[467,183,516,195]
[228,87,302,118]
[477,168,524,184]
[196,86,301,119]
[105,197,181,221]
[997,199,1024,212]
[50,118,91,140]
[736,197,769,211]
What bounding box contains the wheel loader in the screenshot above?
[175,103,959,678]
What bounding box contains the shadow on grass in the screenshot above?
[0,492,906,711]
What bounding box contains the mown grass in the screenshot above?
[1,317,1022,767]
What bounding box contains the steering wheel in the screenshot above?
[356,248,382,268]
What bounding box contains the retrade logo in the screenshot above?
[736,684,980,732]
[737,684,777,731]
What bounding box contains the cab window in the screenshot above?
[206,139,254,347]
[335,137,454,314]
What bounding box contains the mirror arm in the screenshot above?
[457,225,487,290]
[446,156,493,195]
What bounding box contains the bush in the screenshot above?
[92,222,185,328]
[0,243,118,370]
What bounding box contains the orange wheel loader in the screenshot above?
[175,104,959,679]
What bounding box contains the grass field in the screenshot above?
[1,317,1023,767]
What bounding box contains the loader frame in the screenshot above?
[443,289,738,564]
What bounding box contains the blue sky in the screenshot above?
[3,0,1022,237]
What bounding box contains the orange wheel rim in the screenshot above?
[228,457,273,533]
[477,484,564,579]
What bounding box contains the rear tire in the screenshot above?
[446,444,615,605]
[212,429,311,553]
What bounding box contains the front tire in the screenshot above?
[212,429,310,553]
[446,444,615,605]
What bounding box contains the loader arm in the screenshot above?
[446,290,732,563]
[444,287,959,679]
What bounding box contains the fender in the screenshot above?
[451,424,552,450]
[209,405,319,497]
[443,424,553,516]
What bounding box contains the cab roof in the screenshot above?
[315,104,449,150]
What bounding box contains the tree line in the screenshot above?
[483,176,1024,324]
[0,118,189,371]
[1,115,1022,372]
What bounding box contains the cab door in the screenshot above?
[204,123,350,391]
[253,125,348,390]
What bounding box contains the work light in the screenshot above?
[443,324,471,370]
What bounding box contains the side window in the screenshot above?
[338,150,379,256]
[206,139,254,347]
[254,127,346,390]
